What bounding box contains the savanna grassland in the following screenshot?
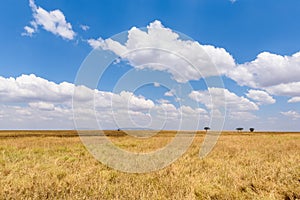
[0,130,299,200]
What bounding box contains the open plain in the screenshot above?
[0,130,299,199]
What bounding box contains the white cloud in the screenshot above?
[29,102,55,111]
[229,111,257,121]
[88,20,235,83]
[22,26,35,37]
[87,37,104,49]
[0,74,210,130]
[0,74,75,103]
[180,105,207,116]
[80,24,89,31]
[281,110,300,120]
[228,51,300,98]
[2,74,299,130]
[0,104,74,129]
[156,99,170,104]
[246,89,275,105]
[88,21,300,102]
[288,97,300,103]
[266,82,300,97]
[164,89,175,97]
[189,87,258,120]
[189,87,258,111]
[153,82,160,87]
[23,0,76,40]
[109,91,155,111]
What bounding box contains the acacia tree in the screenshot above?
[249,128,255,132]
[204,127,210,132]
[236,127,243,132]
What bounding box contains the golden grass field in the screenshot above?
[0,130,299,199]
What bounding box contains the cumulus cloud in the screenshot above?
[189,87,258,120]
[86,20,300,102]
[288,97,300,103]
[23,0,76,40]
[2,73,299,130]
[228,51,300,98]
[0,74,155,111]
[229,52,300,88]
[0,74,74,103]
[180,105,207,116]
[0,74,209,130]
[189,87,258,111]
[281,110,300,120]
[266,82,300,97]
[88,20,235,83]
[87,37,104,49]
[29,102,55,111]
[228,111,257,120]
[0,104,74,129]
[246,89,276,105]
[87,20,300,103]
[108,91,155,112]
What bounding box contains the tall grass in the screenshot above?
[0,131,299,199]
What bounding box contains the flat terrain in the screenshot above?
[0,131,299,199]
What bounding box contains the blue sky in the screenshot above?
[0,0,300,130]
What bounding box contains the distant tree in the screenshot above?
[204,127,210,132]
[249,128,255,132]
[236,127,243,132]
[117,128,121,131]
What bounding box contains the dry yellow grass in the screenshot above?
[0,131,299,199]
